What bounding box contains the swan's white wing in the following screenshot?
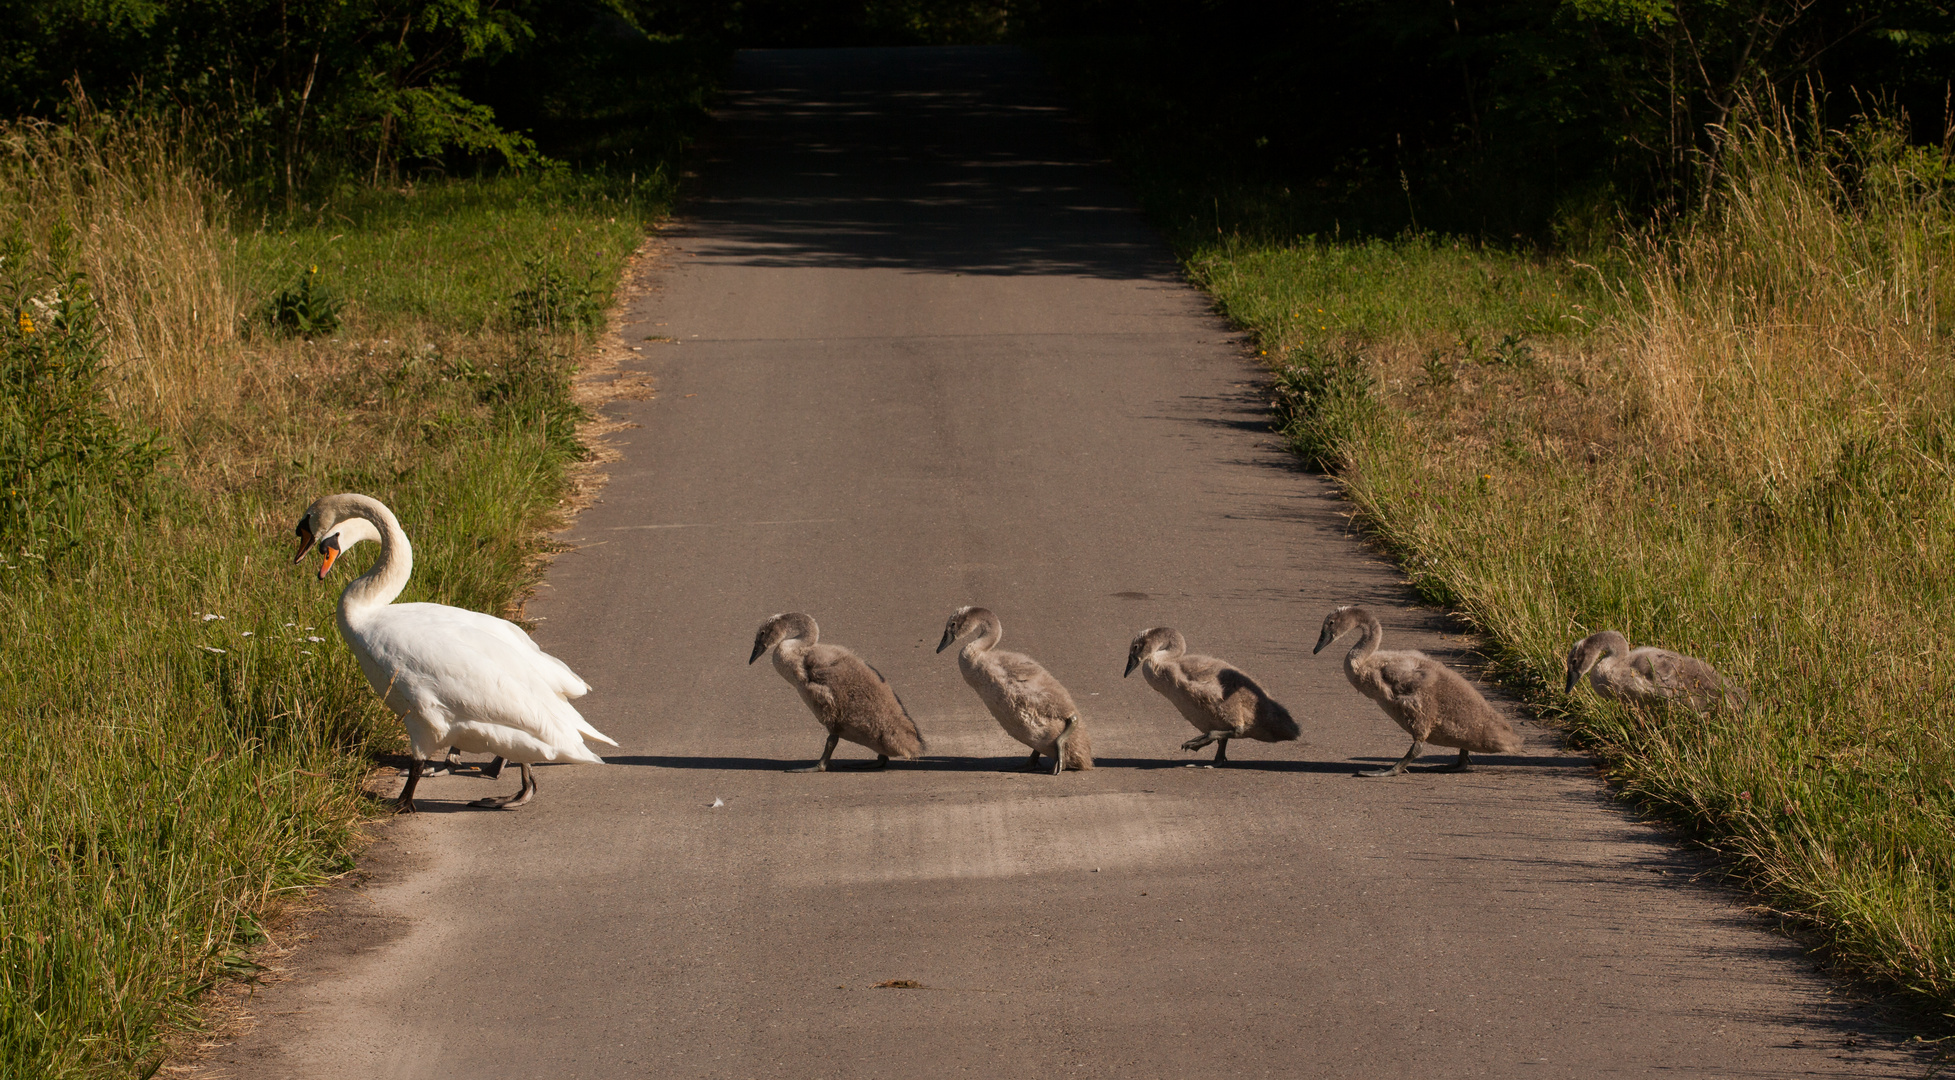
[390,602,590,700]
[355,603,616,761]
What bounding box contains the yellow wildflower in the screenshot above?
[16,312,32,334]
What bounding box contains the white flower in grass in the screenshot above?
[300,650,315,656]
[241,631,254,637]
[306,636,326,643]
[203,646,227,654]
[201,613,225,621]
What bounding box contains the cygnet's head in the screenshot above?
[1311,605,1370,654]
[1125,626,1185,676]
[936,605,996,654]
[749,612,819,664]
[1563,631,1628,693]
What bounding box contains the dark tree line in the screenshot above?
[3,0,1948,231]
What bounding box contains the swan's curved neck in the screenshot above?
[1344,616,1383,664]
[339,501,413,616]
[960,614,1002,658]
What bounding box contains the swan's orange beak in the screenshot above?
[316,536,341,580]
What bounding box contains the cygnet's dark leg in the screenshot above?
[473,762,536,809]
[1358,742,1423,778]
[1213,737,1230,764]
[1020,749,1044,772]
[1415,748,1472,773]
[1050,715,1076,775]
[396,757,425,814]
[788,733,841,773]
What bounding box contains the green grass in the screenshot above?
[1,123,668,1075]
[1068,57,1955,1019]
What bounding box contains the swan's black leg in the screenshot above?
[472,762,535,809]
[1358,742,1423,778]
[1417,748,1472,773]
[396,757,424,813]
[788,733,840,773]
[481,756,506,779]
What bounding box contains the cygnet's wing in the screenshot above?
[982,648,1075,711]
[364,603,615,755]
[1372,652,1440,701]
[1637,649,1734,708]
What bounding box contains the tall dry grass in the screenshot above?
[0,110,248,431]
[1204,108,1955,1012]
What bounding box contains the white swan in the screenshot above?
[292,493,616,811]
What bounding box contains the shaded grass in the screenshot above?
[1,114,666,1076]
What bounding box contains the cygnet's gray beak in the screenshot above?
[1312,626,1334,654]
[747,639,767,665]
[1562,661,1580,695]
[1123,654,1139,677]
[935,627,956,654]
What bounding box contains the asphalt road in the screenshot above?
[201,47,1923,1079]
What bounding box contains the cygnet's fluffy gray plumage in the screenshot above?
[1314,605,1521,776]
[1125,627,1299,763]
[749,612,925,772]
[1564,630,1748,711]
[938,606,1092,774]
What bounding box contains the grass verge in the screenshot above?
[0,114,669,1077]
[1060,47,1955,1020]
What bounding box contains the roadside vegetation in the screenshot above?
[0,109,670,1077]
[1051,29,1955,1018]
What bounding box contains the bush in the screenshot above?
[0,228,162,553]
[261,265,344,338]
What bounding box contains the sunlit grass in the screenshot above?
[1177,111,1955,1012]
[0,114,666,1076]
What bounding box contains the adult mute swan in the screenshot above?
[1124,627,1298,763]
[292,493,616,811]
[1313,605,1520,776]
[938,606,1092,774]
[1564,630,1748,711]
[749,612,925,772]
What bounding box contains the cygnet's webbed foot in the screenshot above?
[846,754,890,771]
[1413,748,1472,773]
[472,763,536,809]
[1180,732,1220,752]
[1357,743,1423,778]
[788,733,841,773]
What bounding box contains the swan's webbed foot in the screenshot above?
[1357,743,1423,778]
[788,733,840,773]
[395,757,425,813]
[1415,748,1472,773]
[472,762,535,809]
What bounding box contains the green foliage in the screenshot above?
[0,227,161,553]
[1270,347,1378,472]
[506,256,602,333]
[261,265,345,339]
